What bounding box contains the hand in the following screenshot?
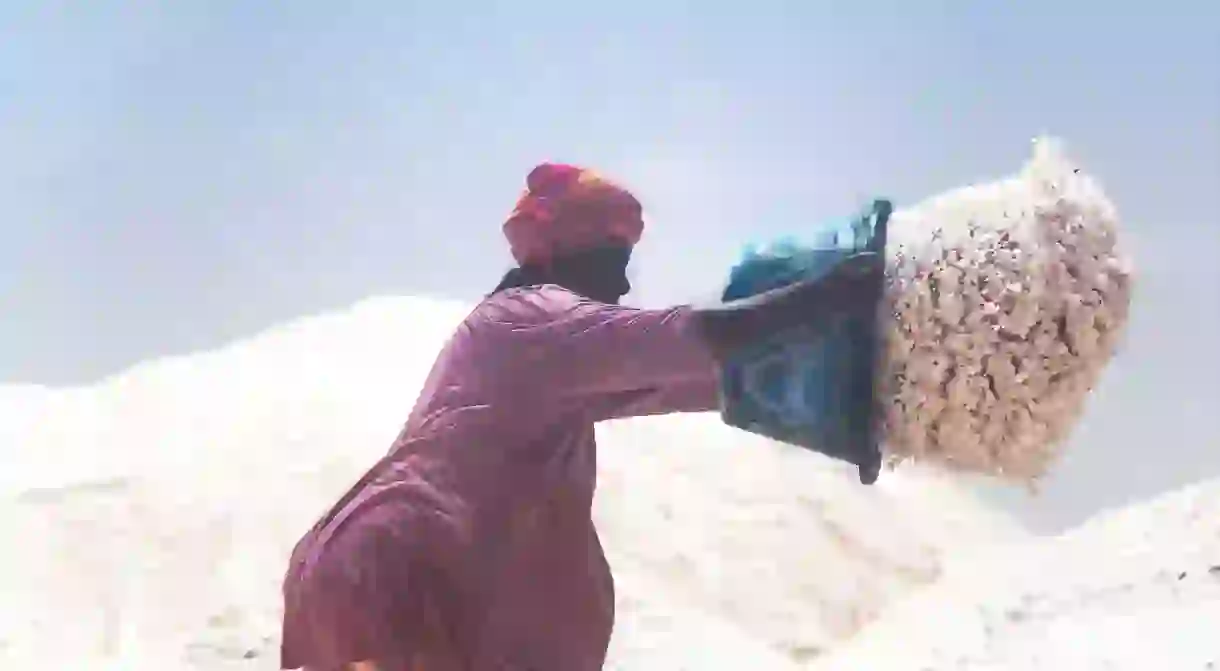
[827,250,884,283]
[811,251,886,312]
[696,251,886,356]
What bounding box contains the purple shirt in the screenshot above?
[281,285,719,670]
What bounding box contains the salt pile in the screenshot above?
[879,137,1134,482]
[812,478,1220,671]
[0,297,1024,669]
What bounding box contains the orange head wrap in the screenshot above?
[502,163,645,265]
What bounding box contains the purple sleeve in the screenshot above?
[581,379,722,421]
[518,291,721,421]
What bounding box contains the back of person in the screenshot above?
[282,281,721,670]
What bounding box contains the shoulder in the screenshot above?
[471,284,592,327]
[467,286,699,348]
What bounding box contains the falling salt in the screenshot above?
[874,137,1134,483]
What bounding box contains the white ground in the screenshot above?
[1,296,1215,670]
[813,478,1220,671]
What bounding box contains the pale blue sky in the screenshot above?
[2,1,1217,529]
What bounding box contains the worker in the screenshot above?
[280,163,882,670]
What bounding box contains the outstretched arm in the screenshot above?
[498,251,883,423]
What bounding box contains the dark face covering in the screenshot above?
[491,246,633,304]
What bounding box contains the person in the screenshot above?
[279,163,884,670]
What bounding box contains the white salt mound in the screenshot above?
[812,478,1220,671]
[0,297,1023,669]
[879,137,1134,482]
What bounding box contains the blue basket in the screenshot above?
[718,200,891,484]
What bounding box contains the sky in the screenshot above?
[1,0,1217,530]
